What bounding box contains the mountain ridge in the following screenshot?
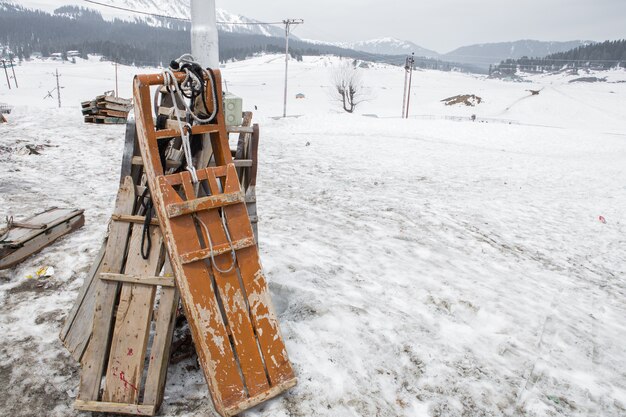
[444,39,595,67]
[7,1,599,69]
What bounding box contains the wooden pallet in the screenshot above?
[133,71,296,416]
[61,122,141,361]
[82,94,132,124]
[0,208,85,269]
[74,176,180,416]
[85,115,127,125]
[231,115,260,242]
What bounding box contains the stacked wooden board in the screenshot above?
[82,93,132,124]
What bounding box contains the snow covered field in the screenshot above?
[1,55,626,417]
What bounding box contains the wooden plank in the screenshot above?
[246,124,260,242]
[234,159,253,168]
[61,121,138,363]
[180,236,255,265]
[143,260,179,408]
[119,120,137,184]
[234,112,253,187]
[0,213,85,270]
[97,117,127,125]
[102,223,163,404]
[101,109,129,118]
[111,214,160,226]
[77,177,136,401]
[228,126,254,134]
[60,242,106,361]
[155,123,220,140]
[182,171,270,398]
[100,272,175,287]
[165,191,244,218]
[99,95,132,106]
[131,156,182,170]
[11,222,48,229]
[214,165,295,386]
[225,378,298,416]
[96,101,133,112]
[74,400,155,416]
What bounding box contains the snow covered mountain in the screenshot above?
[444,40,594,67]
[13,0,286,38]
[338,37,439,58]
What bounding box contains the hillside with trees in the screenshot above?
[0,2,480,72]
[493,40,626,75]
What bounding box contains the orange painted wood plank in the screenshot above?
[211,165,295,386]
[180,171,270,398]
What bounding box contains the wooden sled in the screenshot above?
[0,208,85,269]
[62,111,262,363]
[133,71,296,417]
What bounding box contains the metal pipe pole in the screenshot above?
[2,61,10,90]
[405,53,415,119]
[114,62,118,97]
[401,57,409,118]
[190,0,219,68]
[282,21,291,118]
[10,59,18,88]
[55,69,61,108]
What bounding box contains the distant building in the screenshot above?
[67,51,81,57]
[296,93,305,99]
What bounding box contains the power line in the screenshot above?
[83,0,283,25]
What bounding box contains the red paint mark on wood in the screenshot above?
[127,348,134,356]
[119,371,139,393]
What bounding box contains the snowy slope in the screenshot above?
[337,37,439,58]
[11,0,286,37]
[0,56,625,417]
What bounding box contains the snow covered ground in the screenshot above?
[1,55,625,417]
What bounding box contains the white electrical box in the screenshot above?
[223,93,243,126]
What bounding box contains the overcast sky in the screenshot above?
[216,0,626,53]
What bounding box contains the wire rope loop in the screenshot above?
[195,214,237,275]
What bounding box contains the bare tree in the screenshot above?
[331,61,367,113]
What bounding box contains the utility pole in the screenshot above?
[10,59,18,88]
[282,19,304,118]
[190,0,219,68]
[114,62,118,97]
[55,69,62,108]
[2,60,10,90]
[401,53,415,118]
[405,53,415,119]
[401,56,410,118]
